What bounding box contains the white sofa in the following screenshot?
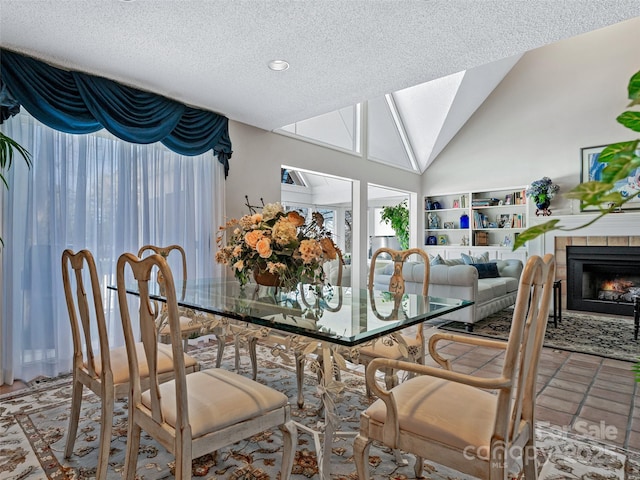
[372,257,523,331]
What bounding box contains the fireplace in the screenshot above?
[567,246,640,316]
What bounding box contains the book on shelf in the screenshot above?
[472,197,500,207]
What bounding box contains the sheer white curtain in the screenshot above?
[0,112,225,385]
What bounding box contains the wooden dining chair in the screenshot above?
[138,244,226,366]
[61,249,199,480]
[117,252,297,480]
[353,254,556,480]
[357,247,430,396]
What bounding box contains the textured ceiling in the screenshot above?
[1,1,639,131]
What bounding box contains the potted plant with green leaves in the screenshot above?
[380,200,409,250]
[0,131,32,246]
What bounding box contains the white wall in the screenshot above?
[225,121,422,285]
[226,121,421,219]
[422,16,640,217]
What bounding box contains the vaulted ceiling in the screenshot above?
[1,1,639,173]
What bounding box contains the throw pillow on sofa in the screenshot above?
[469,262,500,279]
[430,254,465,266]
[461,251,490,264]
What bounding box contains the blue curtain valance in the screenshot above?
[0,49,232,176]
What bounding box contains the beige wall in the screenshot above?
[422,16,640,216]
[225,122,421,221]
[224,122,422,284]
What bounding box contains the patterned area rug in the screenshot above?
[2,341,639,479]
[440,308,640,363]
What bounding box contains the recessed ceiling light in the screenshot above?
[268,60,290,72]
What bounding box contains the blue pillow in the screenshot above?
[470,262,500,279]
[461,251,489,265]
[430,254,446,265]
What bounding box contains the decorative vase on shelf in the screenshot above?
[534,197,552,216]
[460,213,469,229]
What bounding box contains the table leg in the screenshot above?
[319,343,334,480]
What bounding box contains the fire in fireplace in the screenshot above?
[567,246,640,316]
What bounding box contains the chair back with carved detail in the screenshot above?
[116,252,297,480]
[354,254,556,480]
[359,247,430,395]
[61,248,198,480]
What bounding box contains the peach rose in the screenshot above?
[256,237,272,258]
[245,230,263,248]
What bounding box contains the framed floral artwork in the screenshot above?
[580,144,640,211]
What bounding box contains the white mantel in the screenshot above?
[529,211,640,256]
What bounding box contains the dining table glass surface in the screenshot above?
[116,278,473,347]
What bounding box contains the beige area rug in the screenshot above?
[1,340,639,479]
[439,307,640,363]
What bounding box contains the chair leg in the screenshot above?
[489,440,508,480]
[175,429,193,480]
[295,351,306,409]
[248,337,258,380]
[64,379,83,458]
[383,367,398,391]
[96,394,114,480]
[234,334,242,372]
[215,335,225,368]
[414,455,424,478]
[279,420,298,480]
[353,433,372,480]
[522,435,538,479]
[123,419,142,480]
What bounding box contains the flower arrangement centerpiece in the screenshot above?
[525,177,560,216]
[216,202,339,291]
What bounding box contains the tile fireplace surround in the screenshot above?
[554,235,640,310]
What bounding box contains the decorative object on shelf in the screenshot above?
[432,201,442,209]
[427,211,440,229]
[474,231,489,246]
[425,198,433,210]
[525,176,560,216]
[461,235,469,246]
[426,235,437,245]
[460,213,469,229]
[443,221,455,229]
[381,200,410,249]
[438,234,447,245]
[216,200,339,291]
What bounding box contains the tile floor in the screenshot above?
[2,327,639,453]
[429,333,640,451]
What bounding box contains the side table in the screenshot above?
[634,295,639,341]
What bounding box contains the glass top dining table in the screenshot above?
[112,278,472,479]
[116,278,473,348]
